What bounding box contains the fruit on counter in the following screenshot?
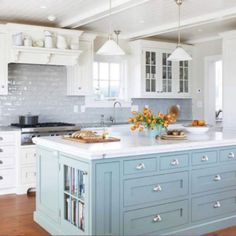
[167,129,185,136]
[191,120,206,127]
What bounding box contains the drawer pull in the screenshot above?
[0,176,3,180]
[201,155,209,162]
[228,152,235,159]
[0,160,3,164]
[213,201,221,208]
[153,215,162,222]
[214,175,221,181]
[153,185,162,192]
[0,137,3,141]
[136,163,145,170]
[170,159,179,166]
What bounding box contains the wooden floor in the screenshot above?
[0,194,50,236]
[0,194,236,236]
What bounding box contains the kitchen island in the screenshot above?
[33,126,236,235]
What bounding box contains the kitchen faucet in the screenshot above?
[110,101,122,124]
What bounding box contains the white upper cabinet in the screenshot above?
[128,40,192,99]
[67,33,96,96]
[0,32,8,95]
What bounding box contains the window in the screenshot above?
[93,61,123,100]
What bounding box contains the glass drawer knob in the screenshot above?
[153,215,162,222]
[228,152,235,159]
[153,185,162,192]
[213,201,221,208]
[201,155,209,162]
[136,163,145,170]
[214,175,221,181]
[171,159,179,166]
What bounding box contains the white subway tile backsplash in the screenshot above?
[0,64,192,126]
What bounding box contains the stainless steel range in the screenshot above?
[11,122,81,145]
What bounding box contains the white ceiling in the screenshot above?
[0,0,236,43]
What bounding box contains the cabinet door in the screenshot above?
[93,162,120,235]
[160,52,173,94]
[67,41,93,96]
[143,50,158,95]
[60,155,89,235]
[0,33,8,95]
[178,61,190,95]
[36,147,60,223]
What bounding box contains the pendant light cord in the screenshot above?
[109,0,112,39]
[177,0,181,46]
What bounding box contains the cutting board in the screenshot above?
[161,134,187,140]
[63,136,121,143]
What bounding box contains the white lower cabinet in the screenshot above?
[16,145,36,194]
[0,131,20,195]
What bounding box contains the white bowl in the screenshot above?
[183,126,209,134]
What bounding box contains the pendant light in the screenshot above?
[96,0,125,55]
[167,0,192,61]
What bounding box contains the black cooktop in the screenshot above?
[11,122,75,128]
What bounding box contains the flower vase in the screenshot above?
[145,125,163,138]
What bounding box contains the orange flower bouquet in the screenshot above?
[128,107,176,135]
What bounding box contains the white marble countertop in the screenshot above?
[32,125,236,160]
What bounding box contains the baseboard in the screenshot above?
[0,188,16,195]
[16,184,36,195]
[34,211,64,236]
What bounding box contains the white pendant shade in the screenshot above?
[167,46,192,61]
[97,38,125,56]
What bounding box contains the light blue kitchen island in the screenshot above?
[33,126,236,235]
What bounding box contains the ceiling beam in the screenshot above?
[59,0,151,29]
[125,6,236,40]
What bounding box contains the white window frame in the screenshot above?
[85,55,131,108]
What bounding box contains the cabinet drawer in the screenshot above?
[220,147,236,162]
[159,153,189,170]
[21,166,36,184]
[124,172,188,207]
[0,133,15,145]
[21,147,36,164]
[192,190,236,222]
[192,165,236,193]
[124,200,188,235]
[0,169,15,189]
[0,145,15,158]
[123,157,157,176]
[192,150,217,166]
[0,157,14,169]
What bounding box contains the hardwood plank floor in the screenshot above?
[0,194,235,236]
[0,194,50,236]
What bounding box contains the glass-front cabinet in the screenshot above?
[60,156,89,235]
[142,48,191,97]
[179,61,189,94]
[144,50,157,93]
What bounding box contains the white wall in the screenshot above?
[192,39,222,119]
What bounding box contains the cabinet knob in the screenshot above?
[83,171,88,176]
[0,137,3,141]
[0,160,3,164]
[201,155,209,162]
[78,87,82,90]
[214,174,221,181]
[213,201,221,208]
[136,163,145,170]
[153,215,162,222]
[228,152,235,159]
[171,159,179,166]
[0,176,3,180]
[1,85,4,89]
[153,185,162,192]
